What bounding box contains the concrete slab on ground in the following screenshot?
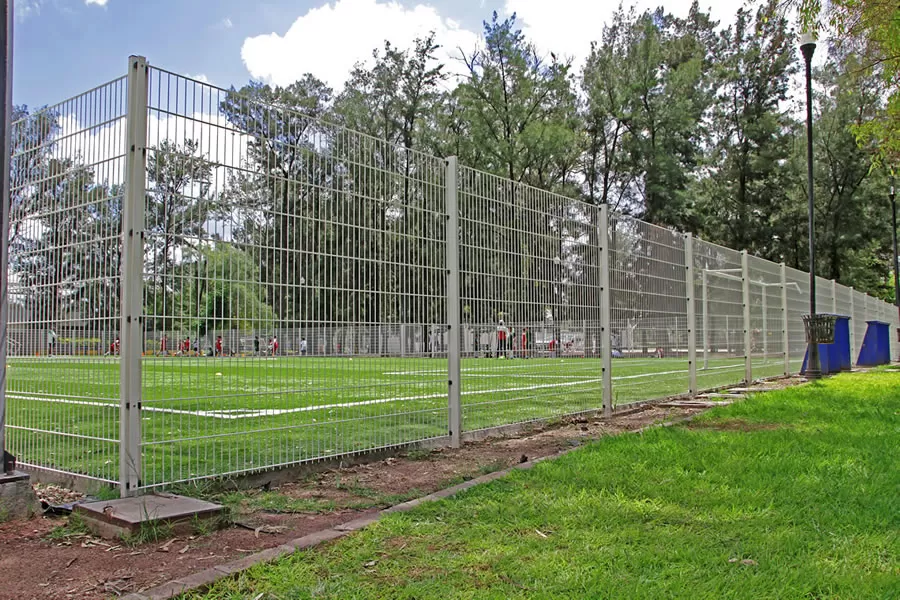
[0,471,40,522]
[74,493,224,539]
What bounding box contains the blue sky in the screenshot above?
[13,0,742,108]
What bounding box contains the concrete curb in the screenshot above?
[119,387,779,600]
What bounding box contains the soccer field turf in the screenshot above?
[4,355,796,488]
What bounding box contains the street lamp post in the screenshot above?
[800,31,821,379]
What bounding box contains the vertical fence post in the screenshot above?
[849,286,855,358]
[119,55,148,496]
[702,269,709,370]
[762,284,768,361]
[831,279,837,314]
[0,0,11,472]
[685,233,696,395]
[781,263,790,375]
[445,156,461,448]
[599,204,612,417]
[742,250,752,383]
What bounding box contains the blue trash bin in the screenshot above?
[857,320,891,366]
[801,314,851,375]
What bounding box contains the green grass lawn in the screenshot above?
[5,354,792,488]
[186,369,899,600]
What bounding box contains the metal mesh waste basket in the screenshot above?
[802,314,838,344]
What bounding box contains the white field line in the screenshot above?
[383,358,747,376]
[4,363,742,421]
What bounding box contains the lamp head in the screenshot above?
[800,30,816,61]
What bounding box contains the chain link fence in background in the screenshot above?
[2,56,898,495]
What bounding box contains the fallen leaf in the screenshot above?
[364,560,378,567]
[66,557,77,568]
[535,529,548,538]
[741,559,758,566]
[178,545,190,554]
[254,525,288,537]
[158,538,178,553]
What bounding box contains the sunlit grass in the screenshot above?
[188,369,900,600]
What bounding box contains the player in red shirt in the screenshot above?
[215,336,223,357]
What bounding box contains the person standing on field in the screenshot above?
[523,327,533,359]
[47,328,57,357]
[496,320,508,358]
[215,335,223,357]
[300,337,307,356]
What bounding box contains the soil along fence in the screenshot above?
[2,56,897,495]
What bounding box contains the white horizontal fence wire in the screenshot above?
[137,68,449,489]
[457,167,603,431]
[5,76,128,484]
[6,61,900,491]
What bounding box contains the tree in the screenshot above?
[813,48,891,282]
[7,106,60,247]
[616,4,717,227]
[219,76,333,325]
[796,0,900,167]
[581,6,639,210]
[144,139,215,333]
[454,12,578,187]
[332,34,448,349]
[694,0,796,255]
[183,244,275,335]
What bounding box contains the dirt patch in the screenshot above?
[688,418,786,432]
[0,395,768,600]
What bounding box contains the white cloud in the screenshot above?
[85,0,109,6]
[215,17,233,30]
[504,0,741,73]
[15,0,43,21]
[241,0,480,90]
[188,74,211,84]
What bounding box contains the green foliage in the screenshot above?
[798,0,900,168]
[453,12,578,187]
[45,513,91,541]
[693,0,796,256]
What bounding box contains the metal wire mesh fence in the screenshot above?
[5,76,128,485]
[2,56,898,494]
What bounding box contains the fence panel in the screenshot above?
[693,239,746,389]
[4,57,900,492]
[610,215,689,404]
[136,69,449,489]
[457,167,604,430]
[748,256,785,379]
[5,77,128,484]
[784,266,810,373]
